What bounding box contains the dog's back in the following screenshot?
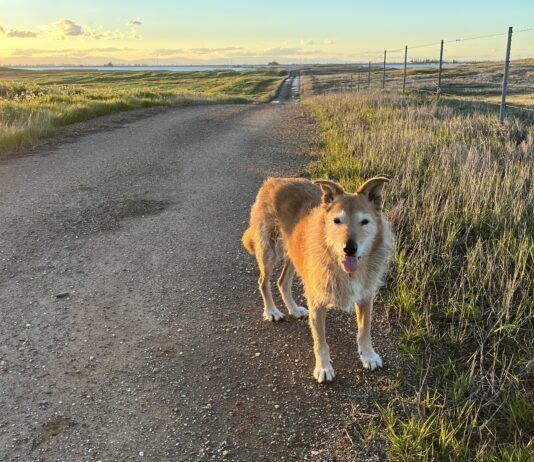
[242,178,321,255]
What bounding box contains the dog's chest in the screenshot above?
[327,277,370,312]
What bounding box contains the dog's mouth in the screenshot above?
[341,255,358,273]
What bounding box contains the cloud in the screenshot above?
[9,47,136,57]
[127,19,142,26]
[0,24,39,38]
[323,39,335,45]
[7,29,38,38]
[300,39,315,46]
[55,19,84,37]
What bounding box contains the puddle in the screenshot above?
[271,75,300,104]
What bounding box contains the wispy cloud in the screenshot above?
[323,39,335,45]
[7,30,39,38]
[0,24,39,38]
[47,19,143,41]
[126,19,142,26]
[299,39,314,46]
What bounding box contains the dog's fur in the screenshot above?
[242,177,393,382]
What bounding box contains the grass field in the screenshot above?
[300,59,534,111]
[303,91,533,461]
[0,68,286,154]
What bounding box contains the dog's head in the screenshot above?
[314,177,389,274]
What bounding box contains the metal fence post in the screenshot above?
[438,39,444,91]
[499,26,513,124]
[382,50,386,88]
[403,45,408,94]
[368,61,371,89]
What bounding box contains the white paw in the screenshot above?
[360,351,383,370]
[290,305,309,319]
[313,362,335,383]
[263,307,284,322]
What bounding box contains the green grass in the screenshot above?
[303,91,533,461]
[0,68,286,155]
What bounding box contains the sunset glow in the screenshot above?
[1,0,533,65]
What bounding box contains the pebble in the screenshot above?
[54,292,70,299]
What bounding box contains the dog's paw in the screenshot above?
[313,363,335,383]
[263,307,284,322]
[290,305,309,319]
[360,351,383,370]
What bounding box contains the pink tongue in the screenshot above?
[342,256,358,273]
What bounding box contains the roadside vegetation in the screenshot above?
[300,58,534,109]
[0,68,286,155]
[304,91,533,461]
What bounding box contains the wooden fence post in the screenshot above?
[438,39,444,91]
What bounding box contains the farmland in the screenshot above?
[0,68,286,154]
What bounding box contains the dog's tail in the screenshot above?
[242,227,255,254]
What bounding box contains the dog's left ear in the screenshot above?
[314,179,345,204]
[357,176,390,210]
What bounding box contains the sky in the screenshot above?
[0,0,533,66]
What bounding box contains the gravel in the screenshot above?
[0,97,398,461]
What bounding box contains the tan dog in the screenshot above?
[242,177,393,383]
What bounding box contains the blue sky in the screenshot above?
[1,0,532,64]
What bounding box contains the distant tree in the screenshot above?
[267,61,280,66]
[104,61,114,67]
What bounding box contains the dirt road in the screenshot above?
[0,82,396,461]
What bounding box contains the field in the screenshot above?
[300,58,534,111]
[0,68,286,154]
[303,90,533,460]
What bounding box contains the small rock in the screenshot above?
[54,292,70,299]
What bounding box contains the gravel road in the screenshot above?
[0,83,397,461]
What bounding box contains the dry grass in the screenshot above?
[0,68,286,155]
[300,59,534,112]
[304,91,533,461]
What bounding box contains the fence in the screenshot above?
[303,26,534,123]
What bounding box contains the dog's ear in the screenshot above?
[357,176,390,210]
[314,179,345,204]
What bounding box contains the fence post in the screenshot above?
[403,45,408,94]
[358,69,361,92]
[438,39,444,91]
[382,50,386,88]
[499,26,513,124]
[368,61,371,89]
[350,74,353,92]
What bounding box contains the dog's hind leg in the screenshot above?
[277,260,308,318]
[309,306,335,383]
[256,241,284,322]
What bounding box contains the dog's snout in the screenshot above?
[343,239,357,256]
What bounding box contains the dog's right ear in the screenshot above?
[314,179,345,204]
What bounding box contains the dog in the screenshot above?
[242,177,393,383]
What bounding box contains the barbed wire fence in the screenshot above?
[305,26,533,123]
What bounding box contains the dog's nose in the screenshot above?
[343,239,357,256]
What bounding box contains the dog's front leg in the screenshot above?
[309,306,335,383]
[355,299,383,370]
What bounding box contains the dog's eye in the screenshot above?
[361,219,369,226]
[333,218,341,224]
